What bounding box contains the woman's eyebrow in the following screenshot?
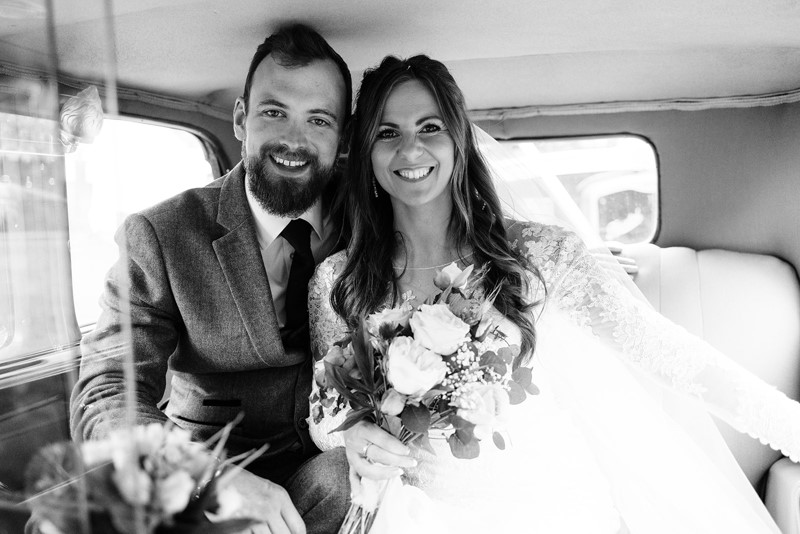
[378,115,442,128]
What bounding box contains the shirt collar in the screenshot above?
[245,179,325,249]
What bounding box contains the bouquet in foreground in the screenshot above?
[24,420,267,534]
[311,263,539,533]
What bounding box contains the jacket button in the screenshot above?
[298,418,309,429]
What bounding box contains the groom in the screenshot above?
[70,24,351,533]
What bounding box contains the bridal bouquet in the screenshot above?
[313,263,538,533]
[24,420,266,534]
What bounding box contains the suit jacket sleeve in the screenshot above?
[70,213,179,440]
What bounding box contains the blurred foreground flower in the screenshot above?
[24,420,267,534]
[59,85,103,153]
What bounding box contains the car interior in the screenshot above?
[1,0,799,532]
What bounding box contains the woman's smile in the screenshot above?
[394,166,435,181]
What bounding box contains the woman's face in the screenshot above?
[370,79,455,211]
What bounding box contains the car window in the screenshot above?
[500,136,658,244]
[65,118,215,327]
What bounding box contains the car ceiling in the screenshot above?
[1,0,800,118]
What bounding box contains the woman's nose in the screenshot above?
[397,133,423,159]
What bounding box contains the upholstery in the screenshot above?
[623,243,800,489]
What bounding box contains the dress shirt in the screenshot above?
[245,183,336,327]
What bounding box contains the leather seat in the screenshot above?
[624,243,800,533]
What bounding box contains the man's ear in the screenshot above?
[233,97,247,141]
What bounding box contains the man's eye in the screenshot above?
[263,109,283,118]
[376,129,398,140]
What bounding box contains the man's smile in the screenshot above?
[272,154,309,169]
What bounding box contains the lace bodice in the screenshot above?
[307,220,800,462]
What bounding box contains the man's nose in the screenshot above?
[279,120,308,150]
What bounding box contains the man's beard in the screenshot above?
[244,143,336,217]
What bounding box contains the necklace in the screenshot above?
[392,252,474,271]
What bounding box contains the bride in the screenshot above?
[307,54,799,533]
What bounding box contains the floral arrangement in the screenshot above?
[23,420,266,534]
[311,262,538,533]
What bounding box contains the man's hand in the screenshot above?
[343,420,416,481]
[228,469,305,534]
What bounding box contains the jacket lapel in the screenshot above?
[212,165,303,366]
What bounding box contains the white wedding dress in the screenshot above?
[308,220,799,533]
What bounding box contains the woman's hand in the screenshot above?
[343,420,417,480]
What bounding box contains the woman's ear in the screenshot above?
[233,97,247,142]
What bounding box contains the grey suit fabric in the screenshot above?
[70,163,335,485]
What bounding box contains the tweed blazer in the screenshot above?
[71,164,323,481]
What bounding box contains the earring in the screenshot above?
[372,177,379,198]
[474,189,487,211]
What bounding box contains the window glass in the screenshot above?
[500,136,658,244]
[65,118,215,327]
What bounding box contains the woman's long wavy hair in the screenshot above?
[330,55,542,366]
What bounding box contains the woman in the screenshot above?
[308,55,799,532]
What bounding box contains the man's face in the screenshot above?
[233,55,346,217]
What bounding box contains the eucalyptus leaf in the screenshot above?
[401,404,431,434]
[479,351,507,376]
[492,431,506,450]
[449,413,470,429]
[508,380,527,405]
[447,430,480,459]
[511,366,532,388]
[497,345,519,364]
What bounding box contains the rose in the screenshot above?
[112,465,152,506]
[445,293,483,326]
[386,336,448,398]
[380,388,408,416]
[452,383,510,437]
[156,470,195,515]
[434,262,474,291]
[323,345,346,366]
[410,303,470,355]
[366,304,412,338]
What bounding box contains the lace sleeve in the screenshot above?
[307,251,349,450]
[512,221,800,462]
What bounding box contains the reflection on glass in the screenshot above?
[501,136,659,245]
[0,110,79,364]
[0,54,82,534]
[0,3,138,533]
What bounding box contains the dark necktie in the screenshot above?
[280,219,315,352]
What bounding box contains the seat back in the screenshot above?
[623,243,800,488]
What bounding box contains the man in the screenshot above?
[70,24,351,534]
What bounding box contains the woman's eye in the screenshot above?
[311,118,330,127]
[420,123,443,134]
[376,129,398,140]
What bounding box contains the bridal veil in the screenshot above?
[474,125,782,533]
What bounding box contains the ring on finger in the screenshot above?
[361,442,373,459]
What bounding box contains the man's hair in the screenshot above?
[241,23,352,125]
